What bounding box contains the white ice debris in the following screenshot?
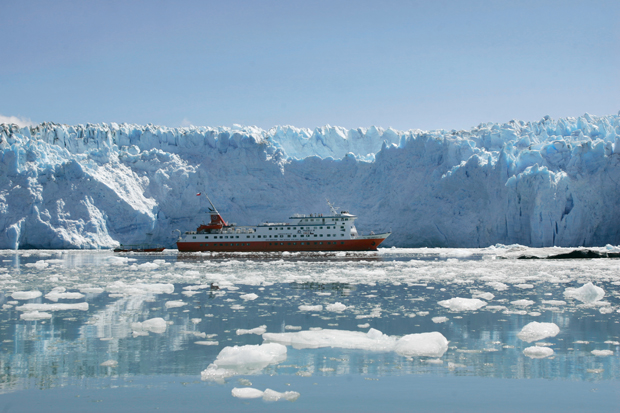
[20,311,52,320]
[472,292,495,301]
[165,300,187,309]
[45,288,85,302]
[106,282,174,296]
[517,322,560,343]
[432,316,449,324]
[511,299,535,307]
[11,291,42,300]
[231,387,300,401]
[564,282,605,304]
[237,325,267,335]
[394,332,449,358]
[325,302,347,312]
[438,297,487,311]
[132,317,167,335]
[523,346,554,359]
[264,328,449,358]
[262,388,300,402]
[298,305,323,312]
[591,350,614,356]
[239,293,258,301]
[231,387,264,399]
[16,303,88,312]
[201,343,287,381]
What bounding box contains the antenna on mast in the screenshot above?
[326,198,339,215]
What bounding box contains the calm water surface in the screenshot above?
[0,247,619,412]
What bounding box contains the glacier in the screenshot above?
[1,113,620,249]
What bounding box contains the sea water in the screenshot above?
[0,247,619,412]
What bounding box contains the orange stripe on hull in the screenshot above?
[177,238,386,252]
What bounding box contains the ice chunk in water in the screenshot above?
[20,311,52,320]
[432,316,449,324]
[564,282,605,304]
[240,293,258,301]
[237,325,267,335]
[263,328,396,351]
[11,291,42,300]
[325,302,347,312]
[511,299,535,307]
[262,388,300,402]
[214,343,287,370]
[165,300,187,309]
[100,360,118,367]
[232,387,264,399]
[438,297,487,311]
[517,322,560,343]
[17,303,88,312]
[132,317,167,334]
[45,290,85,302]
[591,350,613,356]
[394,332,449,358]
[298,305,323,311]
[523,346,554,359]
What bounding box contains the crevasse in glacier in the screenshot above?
[1,113,620,249]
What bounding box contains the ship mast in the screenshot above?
[326,199,339,216]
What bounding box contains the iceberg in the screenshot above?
[3,113,620,249]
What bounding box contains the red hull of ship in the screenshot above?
[177,237,386,252]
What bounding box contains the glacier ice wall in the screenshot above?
[1,113,620,249]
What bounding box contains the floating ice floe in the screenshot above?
[432,316,449,324]
[394,332,449,358]
[523,346,554,359]
[16,303,89,312]
[298,305,323,311]
[264,328,449,358]
[231,387,300,401]
[564,282,605,304]
[591,350,614,356]
[131,317,167,335]
[239,293,258,301]
[325,302,347,312]
[201,343,287,382]
[11,291,42,300]
[438,297,487,311]
[511,299,535,307]
[517,322,560,343]
[472,292,495,301]
[45,287,85,302]
[237,325,267,335]
[165,300,187,309]
[195,341,219,346]
[20,311,52,320]
[106,282,174,296]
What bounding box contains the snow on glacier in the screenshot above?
[2,113,620,249]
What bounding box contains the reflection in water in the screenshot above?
[0,248,619,405]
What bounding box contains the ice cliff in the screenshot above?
[2,113,620,249]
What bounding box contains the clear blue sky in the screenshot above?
[1,0,618,131]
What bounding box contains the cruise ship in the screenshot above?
[176,195,390,252]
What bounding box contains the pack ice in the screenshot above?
[3,113,620,249]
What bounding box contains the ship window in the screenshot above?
[327,242,331,245]
[192,236,196,239]
[293,235,296,238]
[280,235,283,238]
[236,236,239,238]
[280,243,283,245]
[341,242,344,244]
[319,242,323,245]
[300,235,303,238]
[314,242,317,245]
[314,235,317,237]
[269,228,272,230]
[205,236,209,239]
[327,234,330,237]
[247,236,250,238]
[206,243,209,246]
[288,243,291,245]
[320,226,323,229]
[257,235,261,238]
[311,219,314,221]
